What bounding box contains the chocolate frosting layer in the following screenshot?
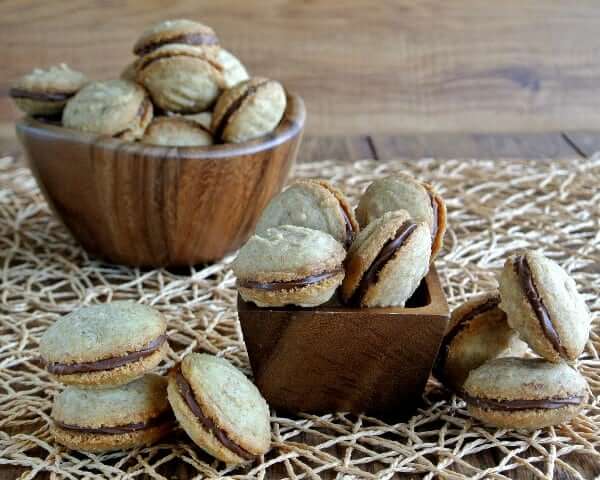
[213,81,269,142]
[350,221,417,305]
[175,367,255,460]
[339,203,355,248]
[135,33,219,56]
[46,334,167,375]
[238,268,343,291]
[55,410,174,435]
[465,393,583,411]
[515,256,566,357]
[433,294,502,376]
[9,88,73,102]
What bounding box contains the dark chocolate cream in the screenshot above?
[175,367,255,460]
[350,221,417,305]
[515,256,566,357]
[46,334,167,375]
[339,203,355,248]
[213,81,270,142]
[433,294,502,375]
[9,88,73,102]
[135,33,219,56]
[55,410,174,435]
[239,268,343,291]
[466,394,583,411]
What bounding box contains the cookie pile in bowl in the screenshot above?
[10,19,287,147]
[233,174,447,308]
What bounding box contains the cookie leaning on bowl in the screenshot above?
[142,116,213,146]
[10,64,88,117]
[62,80,153,140]
[341,210,431,307]
[498,251,591,362]
[39,301,168,388]
[255,179,359,248]
[167,353,270,464]
[433,292,525,391]
[211,77,286,144]
[463,357,588,430]
[232,225,346,307]
[52,374,174,452]
[355,174,447,260]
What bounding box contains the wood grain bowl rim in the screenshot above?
[15,92,305,160]
[238,266,450,318]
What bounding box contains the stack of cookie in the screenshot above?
[10,19,287,147]
[232,174,447,308]
[434,251,592,430]
[39,302,271,464]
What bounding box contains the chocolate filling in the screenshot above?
[174,367,255,460]
[515,256,566,357]
[45,334,167,375]
[465,394,583,411]
[238,268,343,291]
[350,221,418,306]
[213,81,269,142]
[55,410,174,435]
[339,203,355,248]
[135,33,219,56]
[433,294,502,376]
[9,87,74,102]
[429,192,438,242]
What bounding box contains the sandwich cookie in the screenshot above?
[52,374,174,452]
[62,80,153,140]
[255,179,359,248]
[216,48,250,88]
[498,251,591,362]
[434,292,524,391]
[167,353,270,464]
[355,174,447,259]
[142,116,213,146]
[232,225,345,307]
[136,44,223,113]
[341,210,431,307]
[10,64,88,117]
[40,301,168,388]
[463,357,588,430]
[211,77,286,144]
[133,19,219,57]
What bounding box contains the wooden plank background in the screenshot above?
[2,0,600,136]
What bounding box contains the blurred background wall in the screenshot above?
[2,0,600,136]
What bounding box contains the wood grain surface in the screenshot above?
[3,1,600,135]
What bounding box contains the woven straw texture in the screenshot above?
[0,154,598,479]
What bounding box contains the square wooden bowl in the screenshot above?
[238,266,450,418]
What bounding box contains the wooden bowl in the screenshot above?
[15,93,305,267]
[238,267,450,418]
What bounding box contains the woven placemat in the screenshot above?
[0,154,599,479]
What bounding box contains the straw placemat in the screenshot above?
[0,154,599,479]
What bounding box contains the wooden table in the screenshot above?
[1,131,598,480]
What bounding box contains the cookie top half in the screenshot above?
[134,19,219,56]
[255,179,358,248]
[52,373,170,429]
[10,64,88,101]
[232,225,345,283]
[40,301,167,365]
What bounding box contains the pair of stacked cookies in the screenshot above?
[233,174,447,308]
[40,302,271,464]
[435,251,592,430]
[10,19,287,147]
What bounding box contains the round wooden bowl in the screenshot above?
[16,93,305,267]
